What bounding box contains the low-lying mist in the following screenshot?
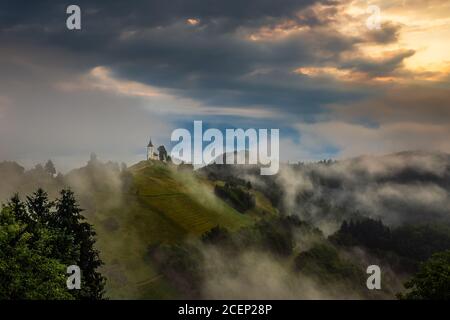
[263,151,450,231]
[1,150,449,299]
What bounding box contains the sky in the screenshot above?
[0,0,449,171]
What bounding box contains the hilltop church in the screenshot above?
[147,138,168,161]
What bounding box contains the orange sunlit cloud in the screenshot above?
[273,0,450,83]
[186,18,200,26]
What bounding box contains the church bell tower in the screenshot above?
[147,138,154,160]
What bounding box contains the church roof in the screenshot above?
[147,138,154,147]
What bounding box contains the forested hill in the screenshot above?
[0,158,277,298]
[1,151,449,299]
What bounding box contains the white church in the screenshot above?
[147,138,159,160]
[147,138,168,161]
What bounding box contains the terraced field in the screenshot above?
[130,161,252,233]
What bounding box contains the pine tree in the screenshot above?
[26,188,53,224]
[0,206,73,300]
[158,145,168,161]
[55,189,105,299]
[44,160,56,176]
[8,193,29,224]
[1,189,105,299]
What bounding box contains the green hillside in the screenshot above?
[81,160,275,299]
[3,154,450,300]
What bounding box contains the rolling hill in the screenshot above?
[64,159,277,298]
[3,151,449,299]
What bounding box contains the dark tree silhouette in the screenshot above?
[44,160,56,176]
[26,188,53,224]
[158,145,168,161]
[54,189,106,299]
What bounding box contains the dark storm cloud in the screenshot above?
[1,0,448,171]
[340,49,415,77]
[104,25,363,113]
[0,0,368,115]
[0,0,323,27]
[363,22,401,44]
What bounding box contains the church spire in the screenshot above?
[147,137,155,160]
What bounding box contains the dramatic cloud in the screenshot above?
[293,85,450,158]
[0,0,449,166]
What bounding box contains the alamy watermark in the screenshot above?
[66,5,81,30]
[366,265,381,290]
[366,4,381,30]
[170,121,279,175]
[66,265,81,290]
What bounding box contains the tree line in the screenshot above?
[0,188,105,299]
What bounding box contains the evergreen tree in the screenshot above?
[8,193,29,224]
[158,145,167,161]
[54,189,105,299]
[26,188,53,224]
[0,189,105,300]
[44,160,56,176]
[0,201,72,299]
